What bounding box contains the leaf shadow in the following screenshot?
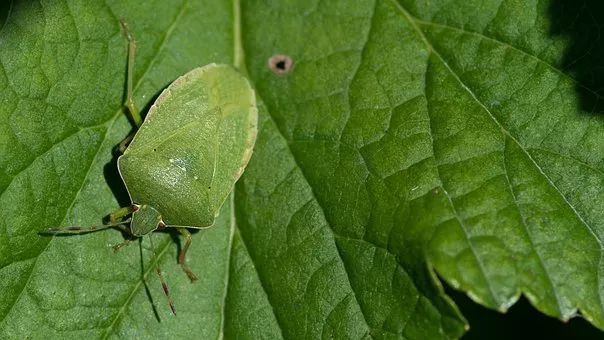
[169,230,182,265]
[101,80,194,321]
[549,0,604,115]
[103,151,131,207]
[102,87,165,206]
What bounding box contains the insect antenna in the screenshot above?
[40,220,131,235]
[148,233,176,315]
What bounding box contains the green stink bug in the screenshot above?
[41,21,258,315]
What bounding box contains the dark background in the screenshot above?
[550,0,604,115]
[449,285,604,339]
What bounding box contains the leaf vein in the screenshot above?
[395,0,604,315]
[218,194,236,340]
[390,1,501,306]
[410,15,604,102]
[100,238,173,339]
[0,124,111,324]
[263,109,374,337]
[1,0,191,329]
[501,140,565,315]
[229,225,286,338]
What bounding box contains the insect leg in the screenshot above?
[148,234,176,315]
[117,132,135,153]
[109,205,137,223]
[176,228,198,282]
[112,238,133,252]
[40,220,131,235]
[119,19,143,127]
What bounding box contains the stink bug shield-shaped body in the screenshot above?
[43,23,258,315]
[119,64,256,314]
[120,64,257,234]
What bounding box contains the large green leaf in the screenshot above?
[0,0,602,338]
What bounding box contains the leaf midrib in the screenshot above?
[218,1,240,338]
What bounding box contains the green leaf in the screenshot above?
[0,0,602,339]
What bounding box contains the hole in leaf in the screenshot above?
[268,54,293,75]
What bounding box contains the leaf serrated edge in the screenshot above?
[391,0,604,328]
